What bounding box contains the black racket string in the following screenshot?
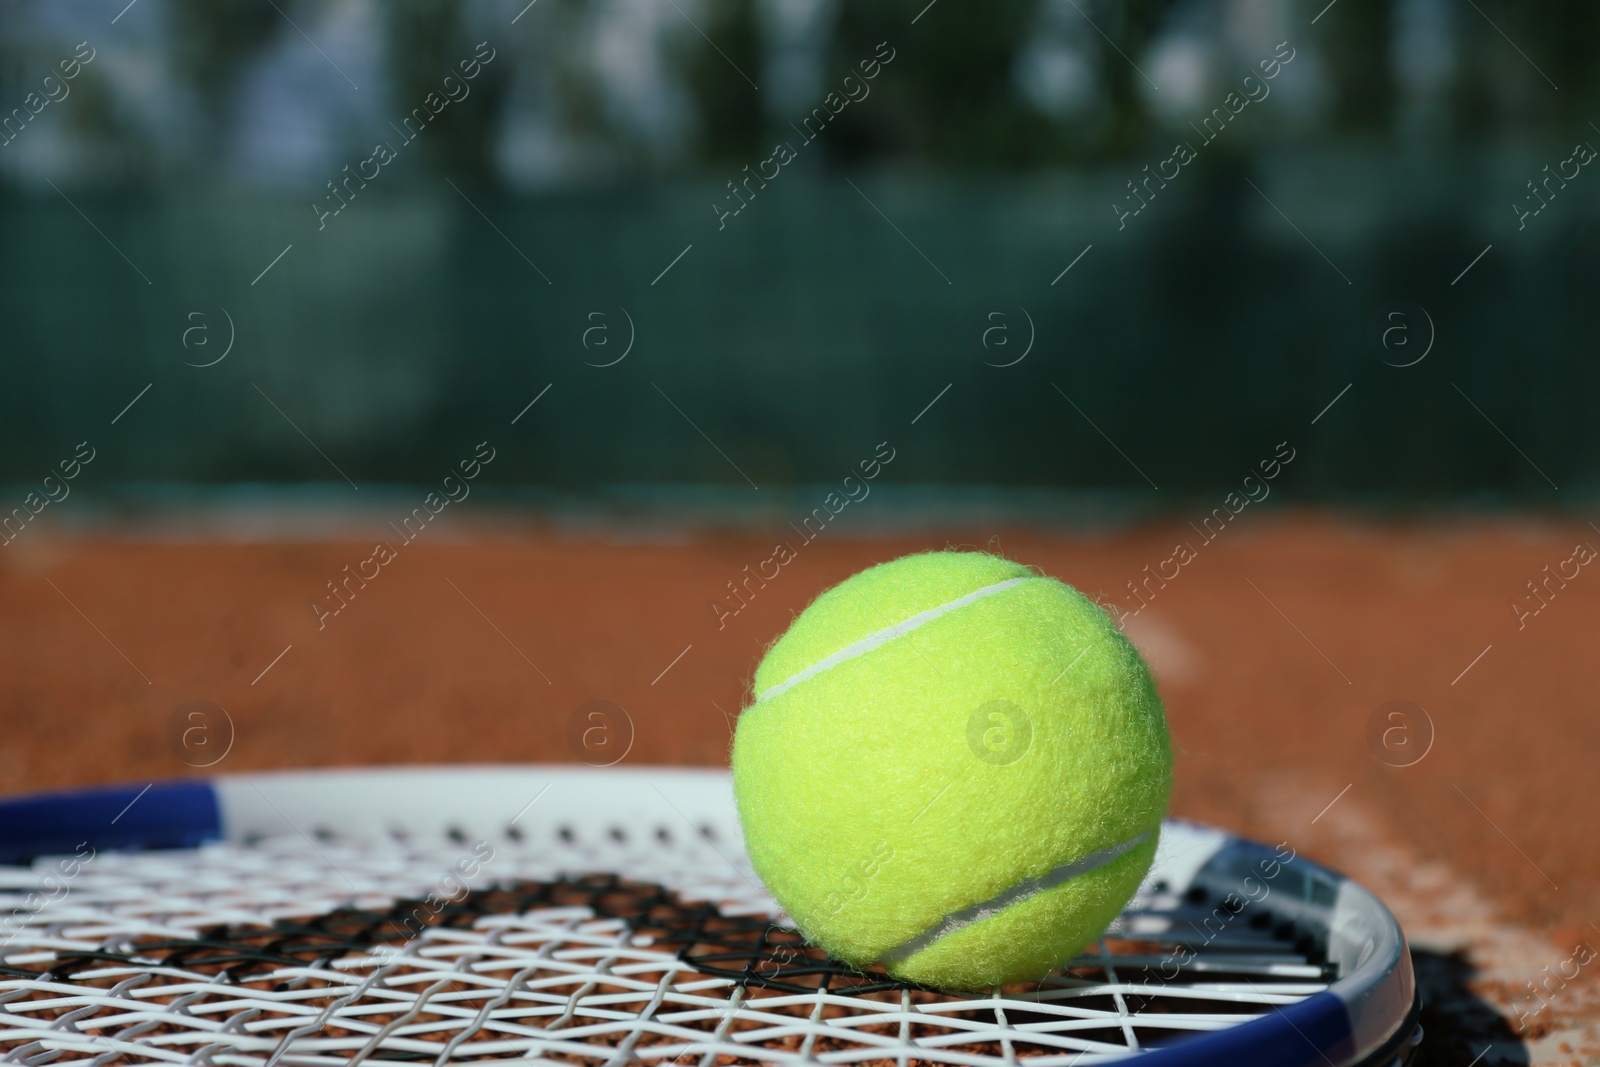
[0,875,903,996]
[3,870,1332,1022]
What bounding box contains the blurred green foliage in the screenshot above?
[381,0,508,180]
[8,0,1596,188]
[168,0,278,127]
[824,2,1055,165]
[685,0,765,161]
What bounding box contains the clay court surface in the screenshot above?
[2,511,1597,1065]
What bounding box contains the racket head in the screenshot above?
[0,766,1419,1066]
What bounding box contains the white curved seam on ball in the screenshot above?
[874,829,1154,967]
[756,576,1036,703]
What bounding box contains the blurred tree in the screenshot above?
[1100,0,1190,155]
[1084,0,1182,157]
[681,0,765,162]
[1541,0,1600,125]
[820,0,1051,166]
[1318,0,1397,135]
[814,0,1188,166]
[62,63,164,183]
[169,0,279,151]
[1449,0,1593,142]
[382,0,508,182]
[8,0,1599,183]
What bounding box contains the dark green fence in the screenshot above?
[3,154,1595,503]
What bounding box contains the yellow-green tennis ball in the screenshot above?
[732,550,1172,990]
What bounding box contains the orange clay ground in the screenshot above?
[1,511,1596,1065]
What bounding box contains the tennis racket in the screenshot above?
[0,766,1420,1066]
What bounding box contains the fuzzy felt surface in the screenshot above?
[732,550,1172,990]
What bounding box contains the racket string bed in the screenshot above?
[1093,941,1139,1056]
[0,838,1333,1067]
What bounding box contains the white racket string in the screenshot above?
[0,833,1332,1067]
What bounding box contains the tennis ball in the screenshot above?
[732,550,1171,990]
